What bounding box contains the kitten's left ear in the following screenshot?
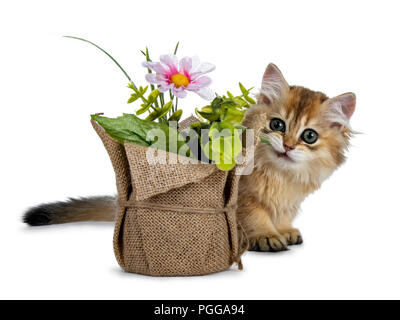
[258,63,290,105]
[324,92,356,128]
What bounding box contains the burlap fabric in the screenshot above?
[91,116,260,276]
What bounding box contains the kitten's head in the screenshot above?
[244,63,356,184]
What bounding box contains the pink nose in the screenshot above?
[284,144,295,152]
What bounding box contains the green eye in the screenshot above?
[301,129,318,144]
[270,118,286,132]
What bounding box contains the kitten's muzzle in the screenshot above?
[276,150,294,162]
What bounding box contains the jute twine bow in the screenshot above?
[118,199,247,270]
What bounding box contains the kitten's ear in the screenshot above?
[324,93,356,128]
[258,63,289,105]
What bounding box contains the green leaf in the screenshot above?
[204,121,242,171]
[210,96,223,113]
[201,106,213,113]
[140,86,149,94]
[168,109,183,122]
[221,107,245,125]
[225,134,242,157]
[190,122,202,130]
[239,82,248,96]
[208,121,236,139]
[243,94,256,104]
[220,99,238,107]
[233,96,249,108]
[195,108,220,122]
[91,114,150,146]
[145,47,150,60]
[203,137,238,171]
[158,101,173,118]
[91,113,186,153]
[147,89,160,104]
[189,121,204,133]
[145,109,161,121]
[128,93,140,103]
[136,103,151,115]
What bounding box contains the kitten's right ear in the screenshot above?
[258,63,289,105]
[324,92,356,129]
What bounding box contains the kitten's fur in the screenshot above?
[23,64,356,254]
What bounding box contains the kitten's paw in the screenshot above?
[249,234,288,252]
[281,229,303,245]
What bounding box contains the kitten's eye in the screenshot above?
[301,129,318,144]
[270,118,286,133]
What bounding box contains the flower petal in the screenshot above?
[188,71,203,80]
[191,56,201,71]
[187,76,212,91]
[160,54,178,73]
[145,73,158,84]
[179,56,192,74]
[158,83,174,92]
[142,61,166,74]
[195,62,216,74]
[195,87,215,100]
[145,73,169,86]
[172,86,188,98]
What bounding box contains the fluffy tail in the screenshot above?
[23,196,117,226]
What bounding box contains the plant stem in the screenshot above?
[174,41,180,55]
[143,47,159,109]
[64,35,153,113]
[159,91,165,107]
[64,36,135,87]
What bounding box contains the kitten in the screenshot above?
[237,63,355,252]
[23,64,356,255]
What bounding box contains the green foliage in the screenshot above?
[194,83,254,127]
[144,101,173,121]
[190,83,254,171]
[127,85,149,103]
[66,36,255,172]
[203,122,243,171]
[91,113,187,153]
[147,88,160,104]
[168,109,183,122]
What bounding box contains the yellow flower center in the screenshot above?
[170,73,189,88]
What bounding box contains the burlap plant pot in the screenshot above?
[91,115,263,276]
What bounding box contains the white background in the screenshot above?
[1,0,399,300]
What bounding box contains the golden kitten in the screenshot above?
[237,63,355,252]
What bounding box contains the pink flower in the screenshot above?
[143,54,215,100]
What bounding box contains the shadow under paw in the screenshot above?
[249,235,288,252]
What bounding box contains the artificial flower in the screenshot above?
[143,54,215,100]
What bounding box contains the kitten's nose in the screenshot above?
[284,144,295,152]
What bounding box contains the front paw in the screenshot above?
[249,234,288,252]
[281,229,303,245]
